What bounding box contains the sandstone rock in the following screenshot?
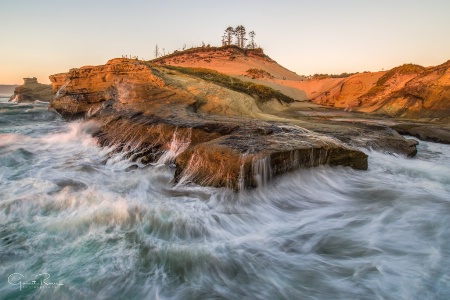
[391,123,450,144]
[375,61,450,119]
[301,121,419,157]
[91,112,367,190]
[307,62,450,120]
[49,59,422,190]
[9,77,53,102]
[49,59,165,118]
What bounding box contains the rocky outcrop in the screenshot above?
[9,77,53,102]
[50,58,419,190]
[309,63,450,120]
[374,61,450,119]
[92,113,368,189]
[49,58,165,119]
[308,73,383,109]
[390,123,450,144]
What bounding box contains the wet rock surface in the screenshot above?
[391,123,450,144]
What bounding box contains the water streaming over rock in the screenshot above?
[1,97,450,299]
[253,156,272,188]
[157,128,192,165]
[54,80,70,98]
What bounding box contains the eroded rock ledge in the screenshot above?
[49,58,418,189]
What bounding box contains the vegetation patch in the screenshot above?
[189,97,207,112]
[245,68,274,79]
[312,72,358,80]
[164,66,295,103]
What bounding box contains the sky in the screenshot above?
[1,0,450,84]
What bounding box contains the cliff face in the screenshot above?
[49,58,419,189]
[9,77,53,102]
[307,63,450,120]
[307,72,384,109]
[50,58,166,118]
[373,61,450,119]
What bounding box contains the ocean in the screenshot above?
[1,97,449,299]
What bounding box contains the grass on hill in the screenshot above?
[245,68,274,79]
[312,72,359,80]
[163,65,295,104]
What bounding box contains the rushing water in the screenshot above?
[0,97,449,300]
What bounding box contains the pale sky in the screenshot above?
[1,0,450,84]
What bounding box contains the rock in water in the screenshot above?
[49,58,419,189]
[9,77,53,103]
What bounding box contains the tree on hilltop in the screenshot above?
[235,25,247,48]
[224,27,234,46]
[248,31,256,49]
[154,45,160,58]
[223,25,257,48]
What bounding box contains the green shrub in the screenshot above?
[246,68,274,79]
[312,72,358,79]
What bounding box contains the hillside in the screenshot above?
[373,61,450,119]
[309,62,450,119]
[151,47,450,121]
[152,46,304,81]
[152,46,308,101]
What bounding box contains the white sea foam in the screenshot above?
[1,101,450,299]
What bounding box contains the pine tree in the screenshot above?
[154,45,159,58]
[235,25,246,48]
[225,27,234,46]
[248,31,256,49]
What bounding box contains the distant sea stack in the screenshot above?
[9,77,53,103]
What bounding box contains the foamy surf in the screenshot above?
[1,97,449,300]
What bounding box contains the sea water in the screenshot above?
[0,97,449,299]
